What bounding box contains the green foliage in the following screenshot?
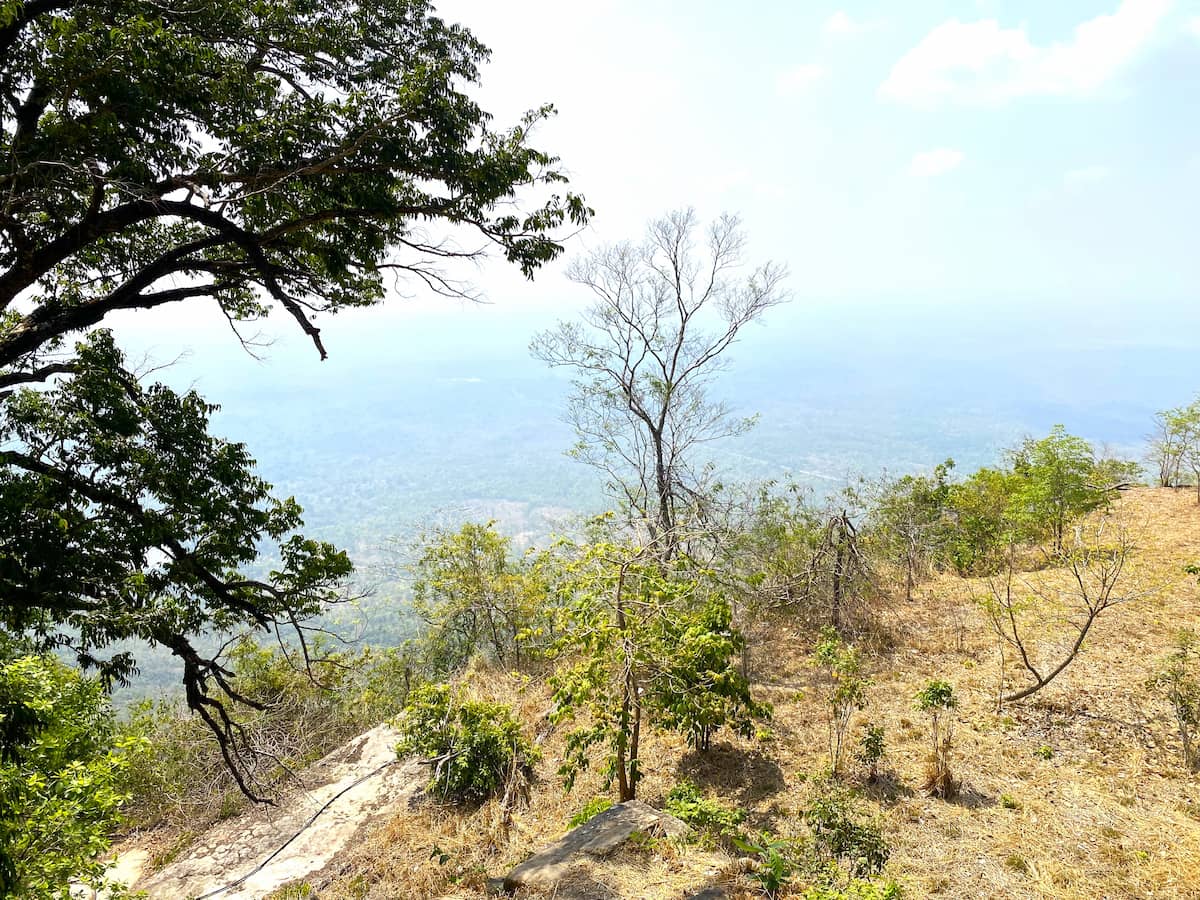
[0,655,141,899]
[733,831,804,899]
[945,467,1019,574]
[646,598,772,751]
[548,540,767,800]
[1146,629,1200,771]
[914,680,956,713]
[856,723,886,782]
[866,460,954,599]
[663,779,745,841]
[804,782,890,878]
[567,796,614,828]
[814,628,872,777]
[395,683,538,804]
[0,0,586,786]
[410,522,548,675]
[1151,399,1200,495]
[943,428,1130,573]
[801,878,903,900]
[914,681,957,798]
[1007,426,1110,550]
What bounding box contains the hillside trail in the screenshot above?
[112,724,425,899]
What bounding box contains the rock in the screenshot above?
[502,800,689,892]
[127,725,428,900]
[685,889,728,900]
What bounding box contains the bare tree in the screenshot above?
[531,209,787,557]
[979,517,1145,705]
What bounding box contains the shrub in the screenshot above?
[1147,629,1200,771]
[646,598,772,752]
[568,796,614,828]
[395,683,539,803]
[733,831,803,899]
[664,779,745,842]
[814,627,872,777]
[914,680,957,798]
[856,723,885,783]
[804,782,890,877]
[802,876,903,900]
[0,655,142,899]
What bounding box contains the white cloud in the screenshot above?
[909,148,965,177]
[1187,15,1200,37]
[1065,165,1113,186]
[880,0,1172,106]
[776,63,828,96]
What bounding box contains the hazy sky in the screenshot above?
[120,0,1200,375]
[430,0,1198,306]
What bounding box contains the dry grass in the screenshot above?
[314,488,1200,899]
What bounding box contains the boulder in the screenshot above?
[503,800,689,892]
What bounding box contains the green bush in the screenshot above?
[732,830,803,899]
[395,683,538,803]
[804,782,890,877]
[802,875,903,900]
[568,796,614,827]
[814,628,871,777]
[0,655,142,899]
[856,723,885,782]
[664,779,745,841]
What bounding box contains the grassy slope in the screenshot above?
[313,488,1200,900]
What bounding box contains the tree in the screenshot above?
[865,460,954,601]
[1008,426,1110,551]
[0,655,142,899]
[547,539,765,800]
[1149,406,1189,488]
[531,209,787,558]
[1171,402,1200,504]
[0,0,587,792]
[410,522,545,674]
[978,516,1141,704]
[945,467,1020,575]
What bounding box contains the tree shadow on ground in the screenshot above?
[859,771,915,807]
[676,743,786,807]
[946,783,994,809]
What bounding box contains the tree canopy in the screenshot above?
[0,0,587,793]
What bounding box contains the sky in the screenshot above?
[118,0,1200,395]
[426,0,1199,308]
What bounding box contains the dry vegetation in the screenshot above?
[294,489,1200,899]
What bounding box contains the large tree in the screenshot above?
[531,209,786,557]
[0,0,587,793]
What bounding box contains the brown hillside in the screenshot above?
[173,488,1200,900]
